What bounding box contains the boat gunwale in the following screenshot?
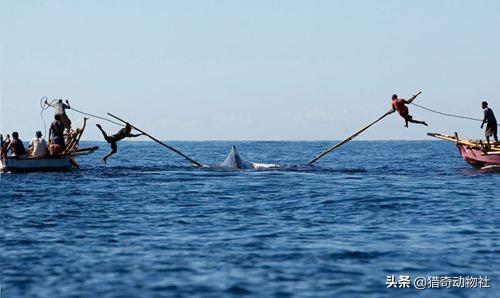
[428,132,500,167]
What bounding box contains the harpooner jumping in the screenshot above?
[96,123,143,163]
[391,94,428,127]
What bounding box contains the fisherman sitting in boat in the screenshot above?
[6,132,27,159]
[49,114,66,155]
[46,99,72,132]
[1,134,10,158]
[96,123,143,164]
[391,94,428,127]
[28,131,48,158]
[481,101,498,145]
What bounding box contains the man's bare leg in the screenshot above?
[102,142,117,164]
[96,124,109,139]
[102,150,116,164]
[408,119,428,126]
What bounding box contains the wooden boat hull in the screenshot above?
[457,145,500,167]
[0,156,74,172]
[428,133,500,168]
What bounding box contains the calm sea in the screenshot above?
[1,141,499,297]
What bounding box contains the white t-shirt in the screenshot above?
[54,102,69,115]
[29,137,48,157]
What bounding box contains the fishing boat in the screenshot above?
[428,133,500,168]
[0,147,98,172]
[1,118,98,173]
[2,156,75,172]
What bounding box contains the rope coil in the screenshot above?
[40,97,125,133]
[40,97,57,137]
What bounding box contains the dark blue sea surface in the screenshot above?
[1,141,499,297]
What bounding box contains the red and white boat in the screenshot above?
[428,133,500,168]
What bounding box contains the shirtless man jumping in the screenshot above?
[96,123,143,163]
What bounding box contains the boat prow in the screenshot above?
[428,132,500,168]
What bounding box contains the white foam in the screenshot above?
[251,163,280,170]
[480,165,500,171]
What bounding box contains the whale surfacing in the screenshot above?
[221,145,279,170]
[222,145,255,169]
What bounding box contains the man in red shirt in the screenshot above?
[391,94,428,127]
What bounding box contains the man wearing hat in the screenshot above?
[28,131,48,158]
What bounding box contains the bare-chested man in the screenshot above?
[96,123,143,163]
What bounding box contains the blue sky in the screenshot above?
[1,1,499,140]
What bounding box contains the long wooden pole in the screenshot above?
[107,113,204,167]
[308,110,393,165]
[308,92,422,165]
[406,91,422,104]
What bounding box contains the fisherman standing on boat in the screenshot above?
[49,114,66,155]
[391,94,428,127]
[96,123,143,164]
[481,101,498,144]
[46,99,72,131]
[6,132,27,158]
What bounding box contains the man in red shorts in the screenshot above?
[391,94,428,128]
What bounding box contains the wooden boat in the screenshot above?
[428,132,500,168]
[2,155,75,172]
[0,147,98,172]
[1,118,98,173]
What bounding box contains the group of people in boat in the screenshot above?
[44,98,145,163]
[0,99,74,159]
[1,131,51,159]
[391,95,497,146]
[0,98,143,164]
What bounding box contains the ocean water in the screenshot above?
[1,141,499,298]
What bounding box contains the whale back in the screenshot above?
[222,145,254,169]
